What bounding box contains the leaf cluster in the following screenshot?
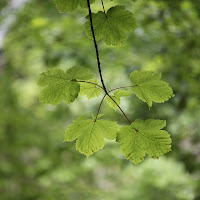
[38,66,174,164]
[37,0,175,164]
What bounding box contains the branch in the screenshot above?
[87,0,131,124]
[86,0,108,93]
[101,0,107,18]
[107,94,131,124]
[94,94,106,122]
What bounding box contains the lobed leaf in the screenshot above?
[84,6,137,46]
[117,119,172,165]
[66,66,95,80]
[64,116,120,157]
[130,70,174,108]
[37,67,94,105]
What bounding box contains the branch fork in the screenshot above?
[86,0,131,123]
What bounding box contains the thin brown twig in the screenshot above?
[107,94,131,124]
[95,94,106,122]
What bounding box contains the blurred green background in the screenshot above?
[0,0,200,199]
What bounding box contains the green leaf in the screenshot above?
[130,70,174,107]
[84,6,137,46]
[64,116,120,157]
[54,0,95,13]
[105,90,131,110]
[66,66,95,80]
[80,79,102,99]
[117,119,172,165]
[37,67,94,105]
[79,0,95,8]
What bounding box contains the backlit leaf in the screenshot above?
[117,119,172,165]
[37,67,94,105]
[64,116,120,156]
[130,70,174,107]
[84,6,137,46]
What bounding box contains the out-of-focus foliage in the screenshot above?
[0,0,199,199]
[0,0,9,24]
[0,0,9,10]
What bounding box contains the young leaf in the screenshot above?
[84,6,137,46]
[80,79,102,99]
[117,119,172,165]
[105,90,131,110]
[64,116,120,157]
[130,70,174,108]
[55,0,95,13]
[37,67,94,105]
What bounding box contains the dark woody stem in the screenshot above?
[94,94,106,122]
[86,0,108,93]
[87,0,131,123]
